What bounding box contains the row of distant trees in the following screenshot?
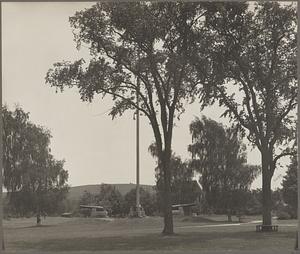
[77,183,297,221]
[79,185,157,217]
[77,175,297,222]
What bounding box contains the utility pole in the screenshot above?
[136,75,141,217]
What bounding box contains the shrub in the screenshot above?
[277,210,291,220]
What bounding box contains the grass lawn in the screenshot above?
[3,215,297,253]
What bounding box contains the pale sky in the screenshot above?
[2,2,292,189]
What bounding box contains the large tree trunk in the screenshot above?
[161,150,174,235]
[261,151,272,227]
[262,171,272,226]
[150,105,175,235]
[162,187,173,235]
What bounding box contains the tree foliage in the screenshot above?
[3,106,69,223]
[169,156,201,205]
[78,185,157,216]
[79,190,96,206]
[200,2,297,156]
[188,116,260,219]
[282,156,297,218]
[96,184,124,216]
[124,187,157,216]
[148,144,201,210]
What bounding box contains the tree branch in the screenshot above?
[272,150,296,175]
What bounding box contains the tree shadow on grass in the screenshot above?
[13,230,295,252]
[181,216,241,224]
[21,224,54,229]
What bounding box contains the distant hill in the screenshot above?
[68,183,156,201]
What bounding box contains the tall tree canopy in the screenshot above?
[190,2,297,228]
[46,2,209,234]
[3,106,69,224]
[189,116,260,221]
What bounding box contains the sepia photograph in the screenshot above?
[0,1,298,253]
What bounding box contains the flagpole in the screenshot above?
[136,75,141,217]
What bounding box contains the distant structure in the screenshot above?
[79,205,108,218]
[172,203,197,216]
[129,205,145,218]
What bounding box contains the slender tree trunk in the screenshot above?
[261,151,272,227]
[227,210,232,222]
[37,213,41,225]
[36,205,41,226]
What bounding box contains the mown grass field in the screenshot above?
[3,215,297,253]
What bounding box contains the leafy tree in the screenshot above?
[148,144,201,211]
[79,190,96,205]
[3,106,29,193]
[245,189,263,215]
[3,106,69,224]
[124,187,157,216]
[46,2,210,234]
[78,190,96,217]
[282,156,297,218]
[189,2,296,228]
[169,156,201,206]
[96,184,124,216]
[244,188,286,217]
[188,116,260,221]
